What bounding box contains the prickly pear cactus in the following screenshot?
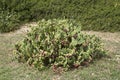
[15,19,106,71]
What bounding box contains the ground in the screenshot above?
[0,24,120,80]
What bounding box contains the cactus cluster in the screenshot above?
[15,19,106,71]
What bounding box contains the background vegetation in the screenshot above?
[0,0,120,32]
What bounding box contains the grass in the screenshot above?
[0,27,120,80]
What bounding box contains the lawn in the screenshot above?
[0,26,120,80]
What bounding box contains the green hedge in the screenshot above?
[0,0,37,33]
[33,0,120,32]
[0,0,120,32]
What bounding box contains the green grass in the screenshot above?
[0,30,120,80]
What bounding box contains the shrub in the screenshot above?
[14,19,106,71]
[0,10,20,33]
[29,0,120,32]
[0,0,37,33]
[0,0,120,32]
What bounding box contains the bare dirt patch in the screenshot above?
[82,31,120,43]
